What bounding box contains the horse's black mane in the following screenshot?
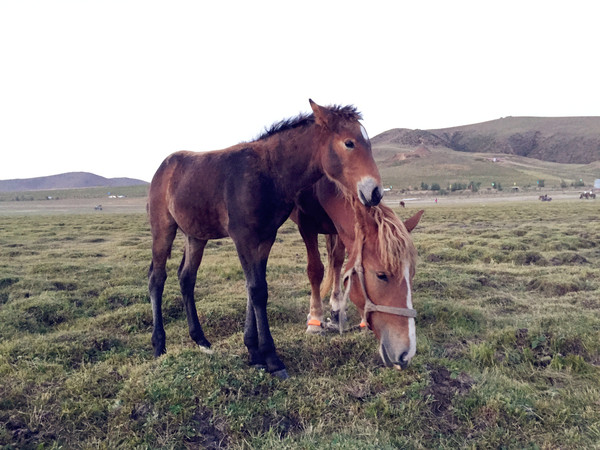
[257,104,362,141]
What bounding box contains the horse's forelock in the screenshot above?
[327,104,363,122]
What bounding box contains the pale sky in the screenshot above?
[1,1,598,182]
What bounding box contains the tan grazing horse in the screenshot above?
[292,178,423,369]
[147,100,383,378]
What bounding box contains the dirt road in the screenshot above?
[0,190,594,215]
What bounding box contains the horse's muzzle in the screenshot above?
[357,177,383,207]
[380,342,412,370]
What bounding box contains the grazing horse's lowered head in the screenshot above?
[294,177,423,370]
[308,100,383,207]
[343,205,423,369]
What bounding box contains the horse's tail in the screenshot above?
[320,234,340,299]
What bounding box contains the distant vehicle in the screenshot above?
[539,194,552,202]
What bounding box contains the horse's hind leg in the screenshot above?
[298,219,325,334]
[148,222,178,357]
[178,236,211,349]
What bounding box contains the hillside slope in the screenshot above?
[371,116,600,190]
[376,146,600,191]
[373,117,600,164]
[0,172,148,192]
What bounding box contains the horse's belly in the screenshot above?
[171,202,230,240]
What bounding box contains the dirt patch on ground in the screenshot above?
[423,364,473,434]
[580,299,600,310]
[185,407,230,449]
[550,253,589,265]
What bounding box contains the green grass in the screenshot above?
[0,201,599,448]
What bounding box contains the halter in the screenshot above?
[341,239,417,330]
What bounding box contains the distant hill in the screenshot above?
[373,117,600,164]
[0,172,148,192]
[371,117,600,190]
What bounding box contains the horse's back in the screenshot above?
[148,146,286,240]
[148,150,232,239]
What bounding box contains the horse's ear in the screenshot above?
[309,99,330,128]
[404,210,424,233]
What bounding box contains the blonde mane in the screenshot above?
[371,204,417,273]
[332,183,417,273]
[351,199,417,274]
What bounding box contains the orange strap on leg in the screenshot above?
[307,319,322,327]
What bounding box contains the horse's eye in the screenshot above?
[376,272,388,282]
[344,140,355,150]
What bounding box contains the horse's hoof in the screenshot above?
[197,345,214,355]
[306,324,326,335]
[271,369,289,380]
[192,334,211,348]
[151,334,166,358]
[325,319,340,332]
[330,310,340,324]
[152,345,166,358]
[251,364,268,371]
[306,316,325,335]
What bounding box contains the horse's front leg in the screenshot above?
[235,236,288,379]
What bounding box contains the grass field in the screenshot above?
[1,200,599,448]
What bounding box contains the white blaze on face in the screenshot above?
[404,265,417,361]
[360,123,370,143]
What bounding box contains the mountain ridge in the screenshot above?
[372,116,600,164]
[0,172,148,192]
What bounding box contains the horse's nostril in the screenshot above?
[398,352,409,369]
[357,178,382,207]
[371,187,382,206]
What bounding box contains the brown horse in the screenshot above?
[147,100,383,378]
[292,178,423,369]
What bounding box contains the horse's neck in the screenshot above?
[317,181,363,251]
[330,201,370,273]
[260,128,323,194]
